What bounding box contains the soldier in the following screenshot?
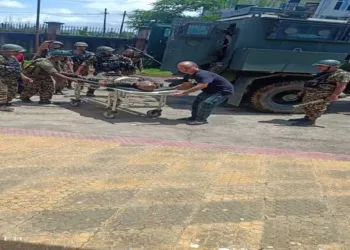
[69,42,95,95]
[123,48,143,73]
[32,41,64,60]
[290,59,350,126]
[20,50,79,104]
[0,44,33,111]
[31,40,69,94]
[87,46,135,96]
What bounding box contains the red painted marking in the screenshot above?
[1,127,350,162]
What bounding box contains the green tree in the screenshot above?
[127,0,226,28]
[127,0,322,28]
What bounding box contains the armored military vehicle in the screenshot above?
[146,24,172,67]
[161,8,350,113]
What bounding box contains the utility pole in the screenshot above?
[35,0,41,51]
[119,11,126,35]
[103,8,107,37]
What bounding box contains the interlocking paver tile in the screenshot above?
[261,216,338,250]
[191,200,263,224]
[104,204,195,230]
[265,198,329,217]
[0,132,350,249]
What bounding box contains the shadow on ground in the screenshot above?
[0,240,90,250]
[59,99,186,126]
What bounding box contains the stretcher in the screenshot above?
[69,80,177,119]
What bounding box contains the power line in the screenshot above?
[0,11,126,16]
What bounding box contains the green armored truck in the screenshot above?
[146,24,172,67]
[161,9,350,113]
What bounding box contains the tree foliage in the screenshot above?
[127,0,226,28]
[127,0,322,28]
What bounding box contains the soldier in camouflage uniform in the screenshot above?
[0,44,33,111]
[123,48,143,73]
[87,46,135,96]
[32,41,70,95]
[69,42,95,95]
[32,41,64,60]
[20,50,78,104]
[290,59,350,126]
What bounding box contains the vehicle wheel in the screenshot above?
[103,111,116,119]
[69,100,80,107]
[147,109,162,118]
[251,80,305,113]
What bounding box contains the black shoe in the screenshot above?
[38,100,51,105]
[177,117,195,121]
[55,91,64,95]
[86,91,96,97]
[5,102,12,106]
[186,120,208,125]
[20,98,33,103]
[67,85,73,90]
[288,117,309,122]
[291,120,316,126]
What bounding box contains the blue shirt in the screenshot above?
[184,70,233,96]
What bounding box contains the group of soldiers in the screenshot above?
[0,40,143,111]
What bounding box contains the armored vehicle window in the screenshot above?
[164,28,171,38]
[267,20,347,42]
[186,24,210,36]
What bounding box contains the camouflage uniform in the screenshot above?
[0,55,21,103]
[71,50,95,76]
[21,58,61,101]
[123,49,143,73]
[70,50,95,93]
[302,69,350,120]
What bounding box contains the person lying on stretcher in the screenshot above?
[87,76,163,92]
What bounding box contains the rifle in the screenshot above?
[60,72,101,85]
[293,100,326,109]
[125,45,162,65]
[60,72,85,79]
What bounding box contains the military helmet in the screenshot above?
[1,44,25,52]
[51,41,64,46]
[313,59,341,67]
[49,49,72,57]
[74,42,88,47]
[96,46,115,53]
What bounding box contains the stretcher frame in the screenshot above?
[69,81,177,119]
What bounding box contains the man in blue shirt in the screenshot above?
[172,61,234,125]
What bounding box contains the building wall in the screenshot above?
[313,0,350,19]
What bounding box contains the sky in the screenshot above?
[0,0,157,28]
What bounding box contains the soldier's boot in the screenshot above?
[0,104,14,112]
[288,116,310,122]
[55,89,64,95]
[291,119,316,126]
[86,89,96,97]
[38,100,51,105]
[20,97,33,103]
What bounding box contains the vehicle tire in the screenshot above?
[250,80,305,113]
[147,109,162,118]
[103,111,116,119]
[69,100,80,107]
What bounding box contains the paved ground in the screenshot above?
[0,89,350,249]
